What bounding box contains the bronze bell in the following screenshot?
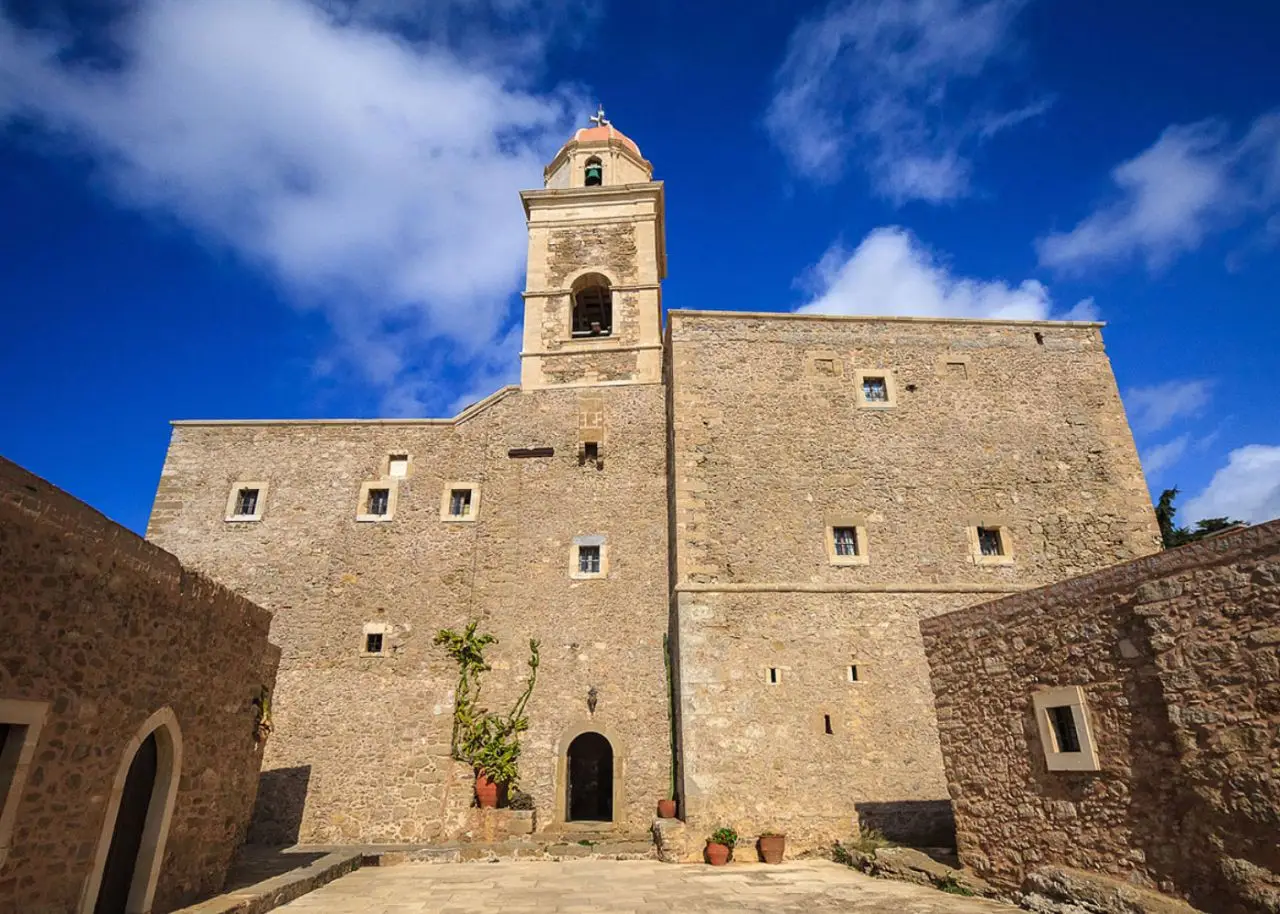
[585,164,603,186]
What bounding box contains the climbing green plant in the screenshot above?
[434,621,540,787]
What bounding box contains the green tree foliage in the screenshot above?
[434,621,540,786]
[1155,487,1246,549]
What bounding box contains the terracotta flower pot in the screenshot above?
[705,842,731,866]
[758,834,785,864]
[475,772,500,809]
[657,799,677,819]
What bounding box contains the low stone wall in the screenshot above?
[0,458,280,913]
[921,521,1280,914]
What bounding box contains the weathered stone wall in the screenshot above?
[0,457,279,913]
[147,384,672,844]
[665,311,1160,852]
[921,521,1280,914]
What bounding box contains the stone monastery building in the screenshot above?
[146,118,1163,852]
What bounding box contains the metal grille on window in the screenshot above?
[1047,705,1081,753]
[833,526,859,556]
[978,527,1003,556]
[367,488,390,516]
[579,545,601,574]
[449,489,472,516]
[235,488,259,517]
[862,377,888,402]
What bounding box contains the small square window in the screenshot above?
[861,377,888,402]
[449,489,472,517]
[367,488,390,516]
[440,482,481,522]
[833,527,859,557]
[365,632,384,654]
[1032,686,1100,772]
[225,480,268,522]
[578,545,601,574]
[977,527,1003,556]
[970,524,1013,564]
[388,454,409,478]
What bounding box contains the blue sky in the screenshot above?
[1,0,1277,535]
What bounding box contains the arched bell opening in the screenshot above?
[571,273,613,337]
[566,731,614,822]
[584,155,603,186]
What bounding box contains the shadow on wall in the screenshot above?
[246,766,311,846]
[856,800,956,847]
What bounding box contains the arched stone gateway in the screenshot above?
[82,708,183,914]
[566,732,614,822]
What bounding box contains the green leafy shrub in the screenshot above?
[708,827,738,847]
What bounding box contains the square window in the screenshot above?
[578,545,601,574]
[449,489,472,517]
[833,526,859,557]
[365,632,384,654]
[388,454,409,478]
[977,527,1003,556]
[1031,686,1100,772]
[224,480,268,522]
[861,377,888,402]
[367,488,390,516]
[440,482,481,522]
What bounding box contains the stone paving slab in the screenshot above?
[174,850,362,914]
[271,858,1012,913]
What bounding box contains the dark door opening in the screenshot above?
[95,733,158,914]
[566,732,613,822]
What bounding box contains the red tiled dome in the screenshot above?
[571,124,641,157]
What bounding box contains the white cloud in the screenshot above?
[1184,444,1280,524]
[1038,112,1280,271]
[1124,379,1213,435]
[765,0,1047,204]
[0,0,584,415]
[797,226,1092,320]
[1140,434,1191,478]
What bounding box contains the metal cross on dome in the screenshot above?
[589,104,610,128]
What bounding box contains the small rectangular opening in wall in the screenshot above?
[578,545,601,574]
[945,361,968,379]
[833,526,859,557]
[234,487,259,517]
[449,489,472,517]
[365,633,384,655]
[388,454,409,478]
[848,665,859,682]
[768,667,779,684]
[508,447,555,458]
[1034,331,1045,345]
[1047,706,1081,753]
[0,722,19,798]
[367,488,390,517]
[583,442,599,463]
[977,526,1004,556]
[824,714,834,735]
[861,376,888,402]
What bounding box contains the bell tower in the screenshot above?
[519,108,666,389]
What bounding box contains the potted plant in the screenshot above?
[657,797,677,819]
[758,831,786,864]
[706,827,737,866]
[435,622,540,809]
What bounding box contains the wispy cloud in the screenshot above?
[0,0,586,416]
[1037,112,1280,271]
[1141,434,1191,478]
[1184,444,1280,524]
[796,226,1093,319]
[1124,379,1214,435]
[765,0,1047,204]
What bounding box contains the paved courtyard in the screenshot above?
[273,859,1011,913]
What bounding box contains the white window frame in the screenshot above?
[1032,686,1100,772]
[0,699,49,869]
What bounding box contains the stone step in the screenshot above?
[357,835,657,865]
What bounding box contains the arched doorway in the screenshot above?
[95,734,157,913]
[82,708,182,914]
[566,732,613,822]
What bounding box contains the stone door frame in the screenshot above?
[80,707,183,914]
[553,719,625,829]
